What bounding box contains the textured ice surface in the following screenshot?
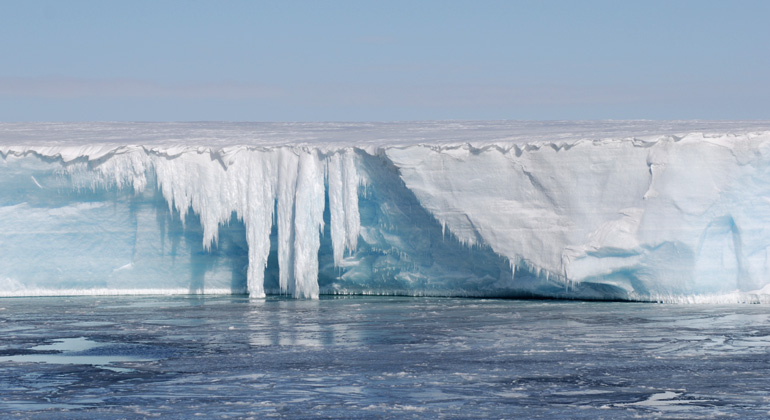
[3,121,770,302]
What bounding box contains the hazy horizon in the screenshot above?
[2,0,768,122]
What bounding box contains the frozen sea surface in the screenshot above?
[1,296,770,419]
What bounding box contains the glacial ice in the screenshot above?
[2,121,770,302]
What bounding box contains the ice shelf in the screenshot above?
[3,121,770,302]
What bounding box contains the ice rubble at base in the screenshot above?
[3,121,770,302]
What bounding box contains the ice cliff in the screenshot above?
[2,121,770,302]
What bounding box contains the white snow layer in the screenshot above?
[3,121,770,302]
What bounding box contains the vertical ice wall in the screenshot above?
[91,147,361,298]
[7,124,770,302]
[385,132,770,300]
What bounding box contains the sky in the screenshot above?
[0,0,768,122]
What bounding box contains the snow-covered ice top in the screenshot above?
[2,120,770,158]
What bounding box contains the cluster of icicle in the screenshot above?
[83,147,361,298]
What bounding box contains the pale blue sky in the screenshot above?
[1,0,768,121]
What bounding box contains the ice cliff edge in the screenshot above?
[2,121,770,302]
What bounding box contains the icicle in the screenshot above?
[276,148,299,295]
[241,151,276,298]
[326,148,361,267]
[341,149,360,255]
[151,151,233,250]
[292,150,325,299]
[327,152,346,266]
[91,149,150,193]
[93,146,359,299]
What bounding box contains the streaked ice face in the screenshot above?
[1,296,769,418]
